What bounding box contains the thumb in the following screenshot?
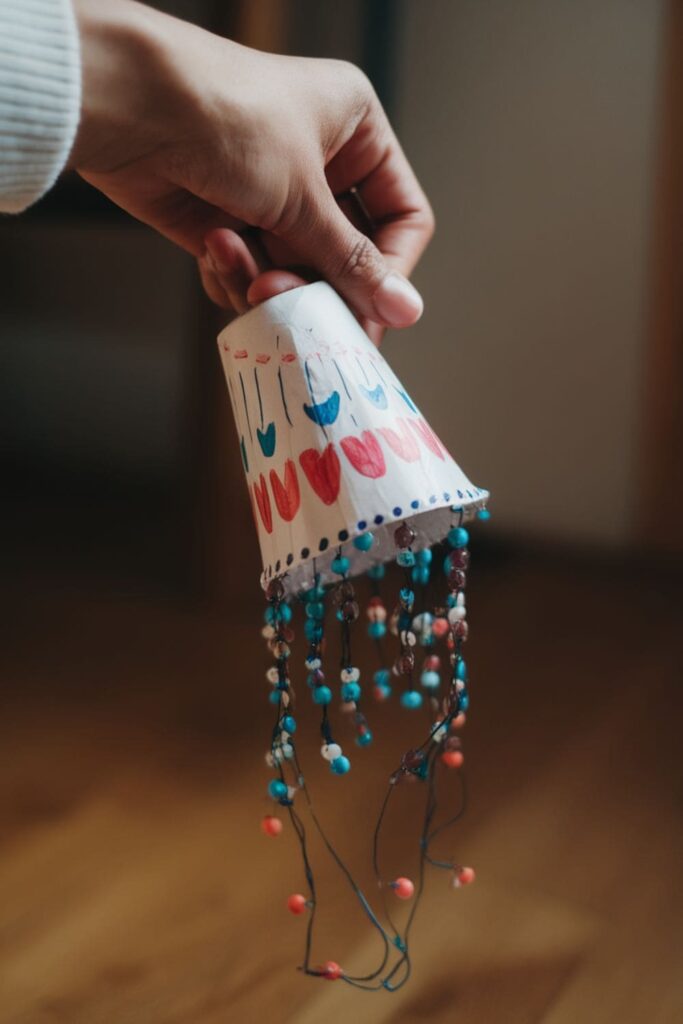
[279,189,424,329]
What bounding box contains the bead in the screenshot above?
[447,526,469,548]
[396,550,416,567]
[305,656,322,670]
[445,734,462,752]
[400,690,423,709]
[268,689,282,704]
[282,743,294,759]
[394,523,416,548]
[304,619,324,642]
[265,579,285,601]
[353,532,374,551]
[356,730,373,747]
[341,681,361,702]
[448,568,467,590]
[312,685,332,705]
[287,893,308,915]
[321,743,342,761]
[268,779,288,800]
[279,603,293,623]
[374,683,391,701]
[273,640,291,659]
[412,565,430,585]
[421,670,440,689]
[448,605,466,624]
[396,651,415,675]
[340,700,356,713]
[441,750,464,768]
[399,587,415,608]
[368,621,387,639]
[452,620,469,640]
[458,690,470,712]
[432,617,450,639]
[330,755,351,775]
[374,669,391,686]
[308,668,325,686]
[446,548,470,572]
[305,601,325,620]
[457,866,476,886]
[334,581,355,603]
[400,629,417,647]
[322,961,342,981]
[282,715,297,734]
[367,604,387,622]
[261,815,283,837]
[416,547,433,566]
[340,600,360,623]
[367,563,386,580]
[391,877,415,900]
[266,667,279,684]
[340,666,361,683]
[424,654,440,670]
[402,748,425,770]
[477,507,491,521]
[331,555,350,575]
[451,712,466,730]
[455,658,468,682]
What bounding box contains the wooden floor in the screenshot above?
[1,552,681,1023]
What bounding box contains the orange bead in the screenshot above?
[441,750,464,769]
[391,876,415,900]
[261,815,283,837]
[287,893,308,915]
[450,713,466,730]
[432,617,449,638]
[322,960,342,980]
[458,866,476,886]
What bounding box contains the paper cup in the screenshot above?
[217,282,488,595]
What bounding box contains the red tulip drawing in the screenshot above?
[270,459,301,522]
[253,473,273,534]
[340,430,386,479]
[408,418,446,460]
[377,418,421,462]
[299,444,341,505]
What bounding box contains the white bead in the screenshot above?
[400,629,417,647]
[280,731,290,743]
[341,666,360,683]
[321,743,342,761]
[266,667,279,684]
[273,747,284,763]
[282,743,294,759]
[286,786,297,800]
[281,692,290,707]
[448,606,466,623]
[432,722,447,743]
[261,625,276,639]
[265,752,275,767]
[306,657,321,670]
[456,679,465,692]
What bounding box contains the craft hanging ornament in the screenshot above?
[218,282,490,990]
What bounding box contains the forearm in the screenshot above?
[0,0,80,213]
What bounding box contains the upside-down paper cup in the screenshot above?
[217,282,488,595]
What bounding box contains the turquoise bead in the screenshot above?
[455,658,468,682]
[416,547,433,566]
[353,532,374,551]
[268,689,281,704]
[279,603,293,623]
[477,508,491,521]
[367,564,386,580]
[399,587,415,608]
[304,619,323,642]
[331,555,350,575]
[368,621,387,639]
[282,714,297,733]
[400,690,423,709]
[312,685,332,705]
[448,526,469,548]
[412,566,430,585]
[458,690,470,712]
[305,601,325,620]
[330,755,351,774]
[420,670,440,689]
[268,779,288,800]
[341,681,361,702]
[374,669,391,686]
[356,731,373,747]
[396,550,416,567]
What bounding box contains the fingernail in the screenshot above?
[372,272,424,327]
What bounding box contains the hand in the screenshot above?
[71,0,434,339]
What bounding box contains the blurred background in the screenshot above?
[1,1,681,1022]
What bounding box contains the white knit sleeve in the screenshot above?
[0,0,80,213]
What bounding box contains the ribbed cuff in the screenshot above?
[0,0,81,213]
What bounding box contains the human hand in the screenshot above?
[71,0,433,339]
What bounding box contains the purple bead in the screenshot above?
[394,523,416,549]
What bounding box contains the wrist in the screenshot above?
[69,0,180,171]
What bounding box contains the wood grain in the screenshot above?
[1,555,681,1023]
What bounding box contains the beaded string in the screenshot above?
[260,506,488,986]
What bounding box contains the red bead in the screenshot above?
[450,713,466,730]
[458,866,475,886]
[287,893,308,915]
[432,617,450,638]
[441,750,464,769]
[322,960,342,981]
[374,685,389,702]
[394,523,416,549]
[368,596,384,608]
[391,876,415,900]
[424,654,440,671]
[261,815,283,837]
[452,620,469,640]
